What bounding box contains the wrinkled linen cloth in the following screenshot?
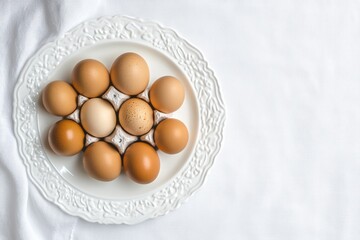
[1,0,360,239]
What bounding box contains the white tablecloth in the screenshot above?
[2,0,360,239]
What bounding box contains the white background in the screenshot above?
[2,0,360,239]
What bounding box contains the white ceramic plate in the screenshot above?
[13,16,225,224]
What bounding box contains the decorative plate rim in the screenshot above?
[13,15,225,224]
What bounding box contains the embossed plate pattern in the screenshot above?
[13,16,225,224]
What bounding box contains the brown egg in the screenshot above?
[149,76,185,113]
[110,52,149,95]
[48,119,85,156]
[119,98,153,136]
[80,98,117,138]
[154,118,189,154]
[123,142,160,184]
[42,80,77,116]
[83,141,121,181]
[71,59,110,97]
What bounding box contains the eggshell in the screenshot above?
[42,80,77,116]
[123,142,160,184]
[80,98,116,138]
[110,53,149,95]
[48,119,85,156]
[119,98,153,136]
[154,118,189,154]
[71,59,110,98]
[149,76,185,113]
[83,141,121,181]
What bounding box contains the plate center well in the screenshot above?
[38,41,199,200]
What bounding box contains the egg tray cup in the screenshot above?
[65,86,173,155]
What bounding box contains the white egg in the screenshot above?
[80,98,116,137]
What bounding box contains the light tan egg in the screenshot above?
[80,98,116,138]
[110,52,149,95]
[154,118,188,154]
[149,76,185,113]
[48,119,85,156]
[42,80,77,116]
[119,98,153,136]
[123,142,160,184]
[71,59,110,98]
[83,141,121,181]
